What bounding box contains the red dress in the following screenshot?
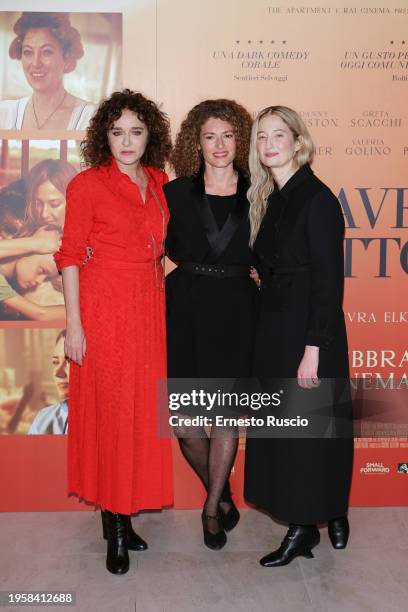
[54,158,173,514]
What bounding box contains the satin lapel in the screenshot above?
[190,175,215,260]
[192,189,220,250]
[191,171,249,262]
[209,175,248,260]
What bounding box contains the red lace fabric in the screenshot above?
[54,158,173,514]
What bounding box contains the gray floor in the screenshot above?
[1,507,408,612]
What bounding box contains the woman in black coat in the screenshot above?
[244,106,354,566]
[164,99,257,550]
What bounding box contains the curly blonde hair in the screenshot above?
[171,99,252,177]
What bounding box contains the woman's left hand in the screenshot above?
[297,345,320,389]
[250,266,261,288]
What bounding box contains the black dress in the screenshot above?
[244,164,354,525]
[164,172,257,388]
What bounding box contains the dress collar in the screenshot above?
[273,163,314,200]
[106,156,152,184]
[108,156,132,182]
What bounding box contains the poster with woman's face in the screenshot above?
[0,328,68,434]
[0,138,79,320]
[0,11,122,131]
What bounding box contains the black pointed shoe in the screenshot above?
[260,524,320,567]
[219,481,240,532]
[102,511,147,551]
[219,500,240,532]
[103,511,129,575]
[328,516,349,549]
[201,511,227,550]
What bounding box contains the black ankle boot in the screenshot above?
[328,516,349,549]
[219,481,240,532]
[201,511,227,550]
[101,512,147,551]
[102,511,129,575]
[260,524,320,567]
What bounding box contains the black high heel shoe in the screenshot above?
[102,510,129,575]
[201,511,227,550]
[219,481,240,532]
[328,516,349,549]
[260,524,320,567]
[102,511,147,551]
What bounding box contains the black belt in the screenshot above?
[265,265,310,275]
[179,262,250,278]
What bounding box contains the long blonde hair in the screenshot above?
[248,106,315,246]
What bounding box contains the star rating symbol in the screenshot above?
[234,38,288,45]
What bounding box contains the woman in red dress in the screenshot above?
[54,89,173,575]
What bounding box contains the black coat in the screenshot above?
[244,164,354,524]
[164,173,257,380]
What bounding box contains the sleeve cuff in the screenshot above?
[305,332,333,350]
[54,252,82,272]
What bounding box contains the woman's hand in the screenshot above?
[65,323,86,366]
[32,227,61,254]
[297,345,320,389]
[250,266,261,288]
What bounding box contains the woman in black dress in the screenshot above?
[244,106,354,566]
[164,99,256,549]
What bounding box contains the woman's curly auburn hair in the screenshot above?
[9,12,84,73]
[81,89,172,170]
[171,99,253,177]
